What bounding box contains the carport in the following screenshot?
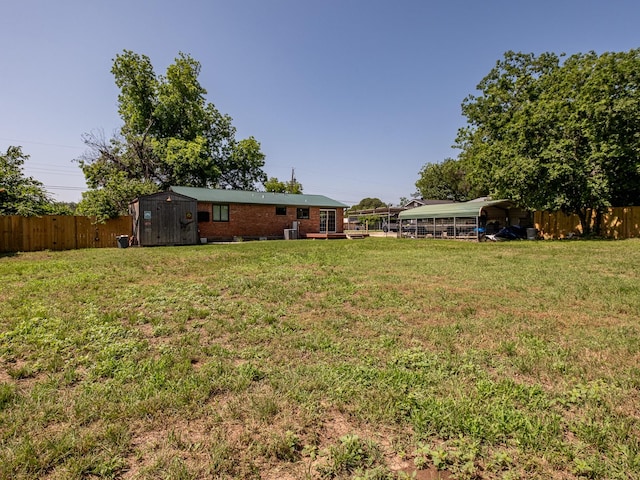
[398,199,529,240]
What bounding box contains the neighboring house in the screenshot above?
[398,199,531,240]
[170,186,348,242]
[345,199,457,231]
[403,198,456,209]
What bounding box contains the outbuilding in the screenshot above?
[129,191,199,246]
[398,199,531,240]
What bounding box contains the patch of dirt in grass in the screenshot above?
[308,410,454,479]
[2,358,43,388]
[317,408,355,439]
[123,416,216,479]
[132,401,432,479]
[0,365,12,384]
[397,466,453,480]
[135,322,155,337]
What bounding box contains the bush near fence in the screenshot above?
[534,207,640,239]
[0,215,132,253]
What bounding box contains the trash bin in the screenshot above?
[117,235,129,248]
[526,228,537,240]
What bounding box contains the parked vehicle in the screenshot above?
[486,225,528,241]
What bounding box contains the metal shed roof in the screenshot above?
[130,191,196,204]
[398,199,514,219]
[170,186,348,208]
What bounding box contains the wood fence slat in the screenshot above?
[75,216,92,249]
[629,207,640,239]
[0,216,132,253]
[535,207,640,239]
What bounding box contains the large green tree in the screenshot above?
[415,157,482,201]
[77,50,267,219]
[349,197,387,211]
[457,49,640,234]
[0,146,54,216]
[263,175,303,194]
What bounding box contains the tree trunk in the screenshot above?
[577,208,591,236]
[593,209,603,236]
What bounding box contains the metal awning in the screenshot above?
[398,199,514,220]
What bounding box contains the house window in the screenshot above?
[297,208,310,219]
[197,211,210,222]
[276,206,287,216]
[213,204,229,222]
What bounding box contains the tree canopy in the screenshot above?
[77,50,267,219]
[415,158,482,202]
[456,49,640,233]
[0,146,55,216]
[349,197,387,211]
[263,176,303,194]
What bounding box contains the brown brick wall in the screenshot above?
[197,203,344,240]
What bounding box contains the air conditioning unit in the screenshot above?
[284,229,298,240]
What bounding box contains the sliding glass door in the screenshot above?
[319,209,337,233]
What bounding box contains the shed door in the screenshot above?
[158,203,182,245]
[158,203,197,245]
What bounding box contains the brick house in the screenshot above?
[170,186,347,241]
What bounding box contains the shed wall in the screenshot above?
[132,194,198,246]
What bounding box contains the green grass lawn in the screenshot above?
[1,238,639,479]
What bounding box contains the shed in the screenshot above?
[129,192,199,246]
[398,199,531,240]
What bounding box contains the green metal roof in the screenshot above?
[398,199,514,219]
[170,186,347,208]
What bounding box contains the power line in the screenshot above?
[43,185,86,191]
[0,137,84,150]
[27,167,84,177]
[41,180,86,190]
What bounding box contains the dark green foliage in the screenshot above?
[0,146,53,216]
[350,197,387,211]
[456,49,640,234]
[77,50,267,220]
[264,176,303,194]
[415,157,483,201]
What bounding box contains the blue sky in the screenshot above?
[2,1,639,206]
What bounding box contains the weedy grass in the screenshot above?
[1,238,639,479]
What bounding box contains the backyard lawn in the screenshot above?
[1,238,639,479]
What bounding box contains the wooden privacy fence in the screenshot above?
[534,207,640,239]
[0,216,132,253]
[3,209,638,251]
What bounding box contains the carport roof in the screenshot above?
[398,199,515,219]
[170,186,347,208]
